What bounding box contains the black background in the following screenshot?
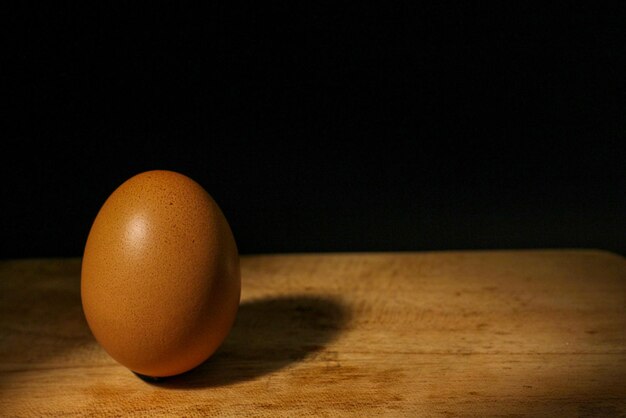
[3,4,625,258]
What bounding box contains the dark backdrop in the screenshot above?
[3,4,625,258]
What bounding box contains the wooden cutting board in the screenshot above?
[1,250,625,417]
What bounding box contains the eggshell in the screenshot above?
[81,170,240,377]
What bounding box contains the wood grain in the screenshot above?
[0,250,625,417]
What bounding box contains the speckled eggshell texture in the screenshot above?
[81,170,240,378]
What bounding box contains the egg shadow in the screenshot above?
[139,295,351,388]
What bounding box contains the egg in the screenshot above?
[81,170,240,378]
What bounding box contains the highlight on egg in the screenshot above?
[81,170,241,378]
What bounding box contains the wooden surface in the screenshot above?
[1,250,625,417]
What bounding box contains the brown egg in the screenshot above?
[81,170,240,378]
